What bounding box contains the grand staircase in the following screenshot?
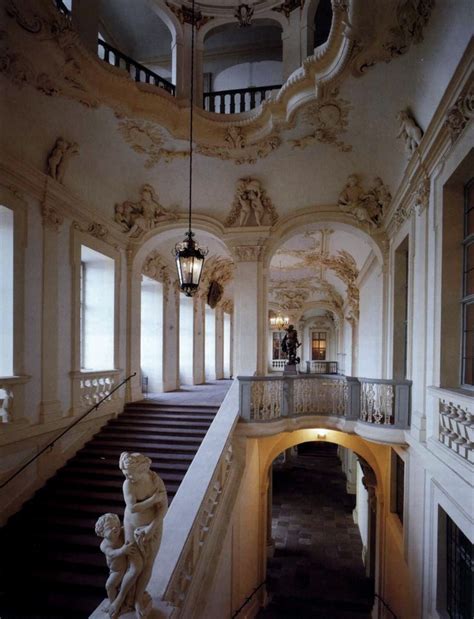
[0,400,219,619]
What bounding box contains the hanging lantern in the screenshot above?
[175,231,207,297]
[174,0,207,295]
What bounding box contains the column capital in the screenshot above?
[232,245,265,262]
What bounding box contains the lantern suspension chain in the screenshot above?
[187,0,196,236]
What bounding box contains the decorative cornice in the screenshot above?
[41,201,63,231]
[272,0,303,20]
[165,3,214,29]
[0,151,126,248]
[445,80,474,142]
[72,220,109,241]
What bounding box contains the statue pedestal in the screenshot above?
[283,363,298,375]
[90,598,173,619]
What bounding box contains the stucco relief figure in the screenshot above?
[114,184,178,238]
[364,177,392,226]
[120,452,168,618]
[281,324,301,365]
[397,109,423,155]
[226,177,278,227]
[47,137,79,183]
[338,174,390,229]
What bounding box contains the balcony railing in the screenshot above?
[306,360,339,374]
[203,84,281,114]
[55,0,71,17]
[98,41,175,95]
[238,374,411,429]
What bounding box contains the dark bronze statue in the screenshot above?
[281,324,301,365]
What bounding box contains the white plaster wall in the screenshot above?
[57,219,73,412]
[213,61,283,91]
[343,320,352,376]
[358,260,383,378]
[24,198,43,425]
[355,462,369,554]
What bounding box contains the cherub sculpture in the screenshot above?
[95,513,142,619]
[226,178,277,227]
[397,109,423,156]
[47,137,79,183]
[96,453,168,619]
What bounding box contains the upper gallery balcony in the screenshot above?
[54,0,334,115]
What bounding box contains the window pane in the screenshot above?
[0,205,14,376]
[464,243,474,296]
[446,514,474,619]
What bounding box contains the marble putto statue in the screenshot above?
[96,452,168,618]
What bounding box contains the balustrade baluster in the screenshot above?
[229,93,235,114]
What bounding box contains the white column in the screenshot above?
[163,280,180,391]
[72,0,100,54]
[215,306,224,380]
[174,22,204,103]
[231,244,267,376]
[282,12,302,80]
[193,294,205,384]
[38,198,63,422]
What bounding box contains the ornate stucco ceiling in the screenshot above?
[269,228,372,319]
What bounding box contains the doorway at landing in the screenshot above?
[259,443,374,619]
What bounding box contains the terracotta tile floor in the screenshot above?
[259,443,374,618]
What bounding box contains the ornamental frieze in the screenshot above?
[349,0,434,77]
[445,82,474,142]
[117,119,188,168]
[196,133,281,165]
[290,89,352,153]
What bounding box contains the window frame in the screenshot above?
[461,178,474,388]
[71,229,121,375]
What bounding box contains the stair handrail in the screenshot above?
[374,593,398,618]
[0,372,136,490]
[231,580,266,618]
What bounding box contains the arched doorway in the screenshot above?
[260,439,376,616]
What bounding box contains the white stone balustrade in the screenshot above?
[305,360,339,374]
[0,375,29,425]
[271,359,287,370]
[438,396,474,463]
[70,370,122,415]
[239,374,411,429]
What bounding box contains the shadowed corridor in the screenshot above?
[258,442,374,618]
